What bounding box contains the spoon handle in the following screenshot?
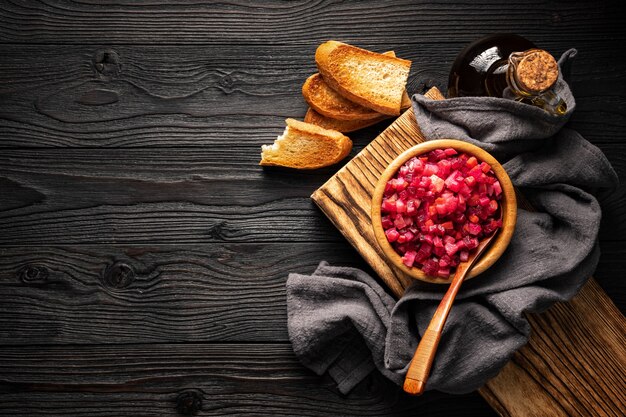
[402,265,467,395]
[403,235,494,396]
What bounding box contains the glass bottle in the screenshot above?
[448,34,567,115]
[505,49,567,115]
[448,34,535,98]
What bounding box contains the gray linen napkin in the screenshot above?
[286,49,619,394]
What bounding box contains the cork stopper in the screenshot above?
[515,50,559,93]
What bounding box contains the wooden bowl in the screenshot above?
[372,139,517,284]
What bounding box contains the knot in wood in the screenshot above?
[218,74,234,93]
[19,264,49,283]
[102,262,134,289]
[175,391,202,415]
[208,220,227,239]
[93,49,121,78]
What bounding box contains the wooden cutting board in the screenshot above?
[311,87,626,416]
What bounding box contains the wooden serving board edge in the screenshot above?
[311,88,443,296]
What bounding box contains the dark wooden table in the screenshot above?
[1,1,625,416]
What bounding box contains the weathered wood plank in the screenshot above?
[0,43,624,147]
[312,88,449,294]
[481,279,626,417]
[0,243,373,343]
[0,2,623,417]
[0,343,497,417]
[0,0,623,45]
[0,149,342,244]
[0,240,622,346]
[0,147,623,244]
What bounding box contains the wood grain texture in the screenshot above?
[0,149,346,244]
[0,1,623,45]
[0,148,555,244]
[0,147,623,245]
[481,279,626,417]
[0,343,497,417]
[0,42,624,147]
[311,88,626,416]
[1,2,625,416]
[0,241,623,347]
[0,243,373,343]
[312,87,444,294]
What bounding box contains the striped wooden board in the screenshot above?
[311,87,626,416]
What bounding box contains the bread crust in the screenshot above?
[302,74,382,121]
[260,43,413,169]
[304,107,389,133]
[316,41,411,116]
[259,119,352,169]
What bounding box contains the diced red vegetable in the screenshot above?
[381,215,393,229]
[402,250,417,267]
[385,228,399,242]
[396,199,406,213]
[423,163,439,176]
[380,149,503,278]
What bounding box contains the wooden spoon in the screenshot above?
[402,219,502,396]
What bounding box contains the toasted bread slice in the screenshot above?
[383,51,412,111]
[384,51,412,111]
[304,107,389,133]
[260,119,352,169]
[303,50,411,121]
[316,41,411,116]
[386,51,413,111]
[302,74,382,121]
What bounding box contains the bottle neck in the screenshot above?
[505,49,567,116]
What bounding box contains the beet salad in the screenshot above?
[380,148,503,278]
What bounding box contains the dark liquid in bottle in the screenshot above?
[448,34,536,98]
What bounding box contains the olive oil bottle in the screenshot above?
[448,34,566,115]
[448,34,535,98]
